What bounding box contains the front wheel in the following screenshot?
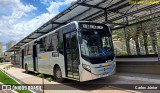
[54,66,64,82]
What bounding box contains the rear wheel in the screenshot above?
[25,64,29,73]
[54,66,64,82]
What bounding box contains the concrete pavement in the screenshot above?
[0,63,160,93]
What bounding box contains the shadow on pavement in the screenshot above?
[5,65,160,92]
[20,70,121,91]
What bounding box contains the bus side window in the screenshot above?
[45,33,59,52]
[27,43,33,55]
[46,34,54,52]
[24,46,27,56]
[56,31,63,54]
[39,38,46,53]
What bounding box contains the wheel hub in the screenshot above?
[56,70,61,78]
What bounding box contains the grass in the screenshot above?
[148,52,156,54]
[0,70,32,93]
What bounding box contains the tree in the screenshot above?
[125,27,133,55]
[149,20,158,54]
[112,29,125,41]
[112,28,127,55]
[132,24,141,55]
[37,73,53,93]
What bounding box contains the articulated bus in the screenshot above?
[21,21,116,82]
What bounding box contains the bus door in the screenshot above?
[33,45,37,71]
[21,49,24,69]
[64,31,80,79]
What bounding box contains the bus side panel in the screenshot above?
[48,51,65,77]
[24,55,34,71]
[37,52,50,74]
[36,51,65,77]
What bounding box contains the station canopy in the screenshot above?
[7,0,160,52]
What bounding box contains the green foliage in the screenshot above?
[37,73,53,93]
[113,18,160,56]
[119,51,128,55]
[34,71,38,74]
[147,37,152,46]
[149,52,155,54]
[46,77,53,82]
[139,37,144,47]
[0,58,3,63]
[17,90,32,93]
[37,73,45,93]
[37,73,44,78]
[0,70,18,84]
[0,70,32,93]
[112,29,125,41]
[157,33,160,48]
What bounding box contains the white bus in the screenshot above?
[21,21,116,82]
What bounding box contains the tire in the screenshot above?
[25,64,29,73]
[54,66,64,82]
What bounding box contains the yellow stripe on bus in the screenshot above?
[102,63,109,67]
[66,77,79,81]
[41,56,48,59]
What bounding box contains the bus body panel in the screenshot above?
[37,52,50,74]
[90,58,116,80]
[21,21,116,82]
[24,55,34,71]
[79,57,92,81]
[37,51,66,76]
[78,57,116,82]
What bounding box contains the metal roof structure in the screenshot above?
[7,0,160,52]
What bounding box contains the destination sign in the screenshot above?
[79,23,105,30]
[82,24,104,29]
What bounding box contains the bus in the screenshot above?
[21,21,116,82]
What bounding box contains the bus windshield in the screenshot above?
[80,30,113,58]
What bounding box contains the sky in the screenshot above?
[0,0,77,52]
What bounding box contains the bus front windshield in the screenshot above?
[80,30,113,58]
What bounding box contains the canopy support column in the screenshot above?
[104,9,108,22]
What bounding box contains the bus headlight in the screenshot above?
[82,64,91,72]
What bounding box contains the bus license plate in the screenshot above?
[102,72,108,77]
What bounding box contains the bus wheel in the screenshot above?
[54,66,64,82]
[25,64,29,73]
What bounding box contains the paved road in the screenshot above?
[0,63,160,93]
